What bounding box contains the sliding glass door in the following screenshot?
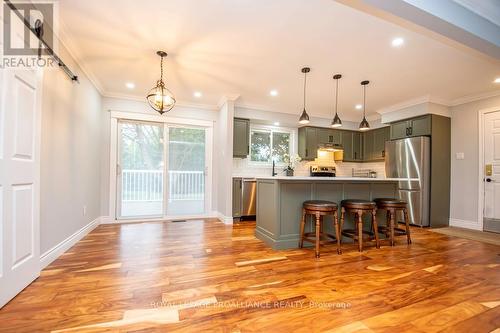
[117,121,165,218]
[167,127,206,216]
[117,120,208,219]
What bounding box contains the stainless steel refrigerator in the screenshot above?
[385,137,431,227]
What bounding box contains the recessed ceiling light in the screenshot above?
[193,91,202,98]
[125,82,135,89]
[391,37,405,47]
[270,89,279,96]
[494,77,500,83]
[355,104,363,110]
[274,122,280,126]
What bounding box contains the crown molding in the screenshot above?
[217,94,241,109]
[449,89,500,106]
[103,92,219,111]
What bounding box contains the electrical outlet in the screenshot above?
[455,152,465,160]
[83,205,87,216]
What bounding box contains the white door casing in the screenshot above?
[0,67,42,308]
[483,111,500,220]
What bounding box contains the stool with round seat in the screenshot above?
[374,198,411,246]
[340,199,380,252]
[299,200,341,258]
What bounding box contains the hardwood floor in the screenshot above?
[0,219,499,332]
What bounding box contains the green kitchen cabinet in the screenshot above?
[298,127,318,160]
[317,128,342,145]
[352,132,363,161]
[390,115,431,140]
[233,118,250,158]
[365,126,390,161]
[232,178,242,217]
[342,131,363,162]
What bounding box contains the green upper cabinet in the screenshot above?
[390,115,432,140]
[342,131,363,162]
[317,128,342,145]
[233,118,250,158]
[298,127,318,160]
[364,126,390,161]
[298,126,389,162]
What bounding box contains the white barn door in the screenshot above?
[0,67,42,308]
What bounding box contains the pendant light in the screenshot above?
[331,74,342,128]
[359,80,370,131]
[298,67,311,124]
[146,51,176,115]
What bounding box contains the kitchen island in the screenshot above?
[255,176,408,249]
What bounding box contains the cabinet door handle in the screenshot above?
[382,150,385,157]
[305,148,308,156]
[409,127,413,135]
[354,152,357,159]
[405,128,409,136]
[247,145,249,155]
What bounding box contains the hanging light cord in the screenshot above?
[303,71,307,110]
[335,78,339,116]
[363,84,367,118]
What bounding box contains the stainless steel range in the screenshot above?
[310,166,336,177]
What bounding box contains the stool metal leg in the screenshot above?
[299,208,306,248]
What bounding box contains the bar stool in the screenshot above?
[374,198,411,246]
[340,199,380,252]
[299,200,341,257]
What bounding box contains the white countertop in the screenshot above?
[232,175,418,181]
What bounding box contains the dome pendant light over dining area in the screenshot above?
[359,80,370,131]
[146,51,176,115]
[331,74,342,128]
[298,67,311,124]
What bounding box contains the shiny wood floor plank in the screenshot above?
[0,219,499,332]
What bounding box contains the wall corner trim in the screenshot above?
[39,216,102,270]
[449,218,482,231]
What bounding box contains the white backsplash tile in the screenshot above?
[233,158,386,178]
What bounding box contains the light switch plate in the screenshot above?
[456,152,465,160]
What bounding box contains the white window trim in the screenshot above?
[248,124,296,167]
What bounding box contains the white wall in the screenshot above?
[215,99,235,220]
[40,44,103,254]
[450,95,500,229]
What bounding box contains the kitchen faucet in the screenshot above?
[272,160,277,177]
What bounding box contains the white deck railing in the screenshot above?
[122,170,204,201]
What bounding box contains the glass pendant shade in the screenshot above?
[146,80,176,114]
[299,109,310,124]
[147,51,176,114]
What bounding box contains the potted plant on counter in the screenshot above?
[284,154,301,176]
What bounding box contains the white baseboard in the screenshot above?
[39,216,102,270]
[449,218,483,231]
[99,216,115,224]
[217,212,234,225]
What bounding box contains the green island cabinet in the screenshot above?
[233,118,250,158]
[298,126,390,162]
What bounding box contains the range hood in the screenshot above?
[318,143,344,152]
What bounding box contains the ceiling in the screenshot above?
[58,0,500,121]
